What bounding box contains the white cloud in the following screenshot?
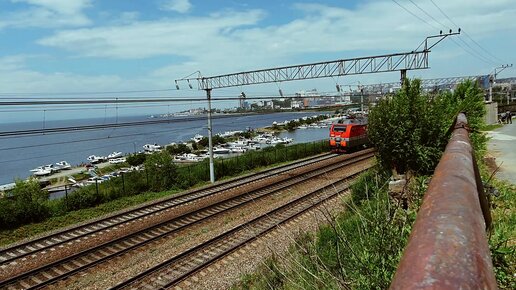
[0,0,92,29]
[2,0,515,100]
[38,10,267,59]
[36,0,516,78]
[0,55,160,95]
[160,0,192,13]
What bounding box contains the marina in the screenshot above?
[0,111,334,186]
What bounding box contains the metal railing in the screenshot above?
[390,113,497,289]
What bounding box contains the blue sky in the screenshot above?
[0,0,515,121]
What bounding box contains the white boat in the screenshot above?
[217,130,243,138]
[213,147,231,154]
[246,144,261,150]
[297,125,308,129]
[33,168,52,176]
[86,177,105,184]
[270,137,293,145]
[108,152,123,159]
[230,147,247,153]
[109,157,126,164]
[228,140,250,147]
[143,144,162,152]
[191,134,204,143]
[87,155,105,164]
[173,153,200,162]
[55,161,71,170]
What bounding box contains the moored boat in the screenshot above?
[55,161,71,170]
[108,152,123,159]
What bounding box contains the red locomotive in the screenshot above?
[329,117,368,152]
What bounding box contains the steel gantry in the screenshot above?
[175,32,459,183]
[355,75,486,94]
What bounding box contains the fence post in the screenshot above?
[95,179,99,196]
[121,173,125,195]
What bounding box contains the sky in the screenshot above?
[0,0,515,121]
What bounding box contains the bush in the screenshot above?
[350,166,389,205]
[0,179,50,229]
[126,153,146,166]
[368,79,486,174]
[145,151,178,191]
[166,143,191,155]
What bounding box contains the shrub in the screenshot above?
[368,79,486,175]
[144,151,178,191]
[0,179,50,229]
[166,143,191,155]
[126,153,146,166]
[350,166,389,205]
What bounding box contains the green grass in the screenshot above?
[0,143,327,247]
[482,123,503,131]
[234,156,515,289]
[0,188,182,246]
[232,169,421,290]
[487,178,516,289]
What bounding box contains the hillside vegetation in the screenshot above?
[233,79,514,289]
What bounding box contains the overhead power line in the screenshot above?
[391,0,497,65]
[0,124,201,152]
[0,115,243,138]
[428,0,507,64]
[0,88,177,97]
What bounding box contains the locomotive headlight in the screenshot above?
[336,137,341,141]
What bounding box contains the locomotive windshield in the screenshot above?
[332,126,347,132]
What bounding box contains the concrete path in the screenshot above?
[487,123,516,184]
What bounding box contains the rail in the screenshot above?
[390,113,497,289]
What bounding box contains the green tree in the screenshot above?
[144,151,178,190]
[368,79,485,174]
[11,178,48,203]
[0,178,50,229]
[166,143,191,155]
[126,153,146,166]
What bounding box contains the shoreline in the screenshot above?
[1,112,337,192]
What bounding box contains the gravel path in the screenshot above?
[54,159,372,289]
[487,124,516,184]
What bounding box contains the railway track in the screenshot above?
[112,156,372,289]
[0,152,339,267]
[0,150,374,289]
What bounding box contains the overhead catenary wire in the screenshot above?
[0,124,202,152]
[429,0,508,64]
[0,114,245,138]
[391,0,497,65]
[0,88,178,97]
[406,0,495,65]
[0,94,341,107]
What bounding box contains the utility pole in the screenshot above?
[490,64,513,102]
[358,83,364,112]
[175,32,459,183]
[400,69,407,86]
[205,88,215,183]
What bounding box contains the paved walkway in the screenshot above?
[487,123,516,184]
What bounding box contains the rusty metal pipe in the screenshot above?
[390,113,497,289]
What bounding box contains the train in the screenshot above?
[329,117,368,152]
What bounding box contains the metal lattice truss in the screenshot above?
[195,51,429,90]
[358,75,484,93]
